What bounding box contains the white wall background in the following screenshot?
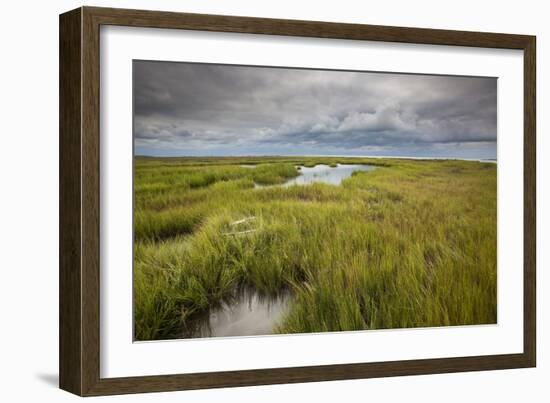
[0,0,546,401]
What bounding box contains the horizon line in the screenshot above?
[135,154,497,161]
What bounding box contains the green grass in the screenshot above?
[133,156,497,340]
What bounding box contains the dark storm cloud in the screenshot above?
[133,61,497,158]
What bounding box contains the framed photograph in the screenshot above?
[59,6,536,396]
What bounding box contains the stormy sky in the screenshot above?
[133,61,497,159]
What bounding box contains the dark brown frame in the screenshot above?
[60,6,536,396]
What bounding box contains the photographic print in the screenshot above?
[133,61,497,341]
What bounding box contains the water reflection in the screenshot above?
[282,164,376,186]
[185,289,290,338]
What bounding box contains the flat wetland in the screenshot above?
[134,156,497,341]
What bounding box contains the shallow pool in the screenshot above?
[186,290,290,338]
[282,164,376,186]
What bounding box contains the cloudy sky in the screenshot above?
[134,61,497,159]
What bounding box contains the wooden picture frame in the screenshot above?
[59,6,536,396]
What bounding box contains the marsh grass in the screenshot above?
[133,156,496,340]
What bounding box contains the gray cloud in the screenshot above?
[133,61,497,158]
